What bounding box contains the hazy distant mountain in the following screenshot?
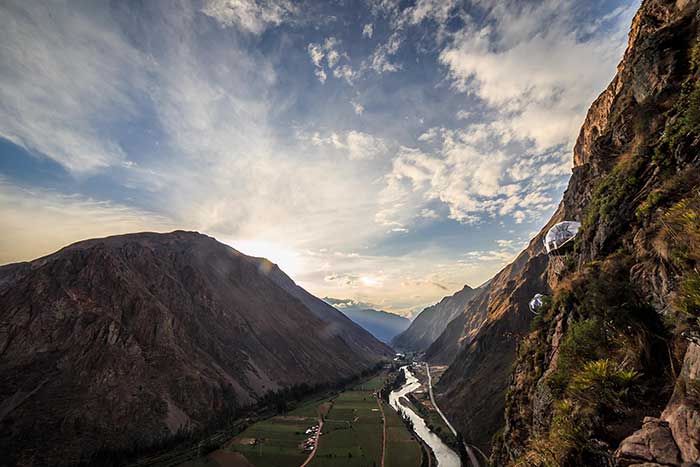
[324,298,410,344]
[0,231,391,466]
[391,285,480,353]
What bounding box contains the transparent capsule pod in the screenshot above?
[544,221,581,254]
[529,293,546,314]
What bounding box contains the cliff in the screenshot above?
[431,0,700,464]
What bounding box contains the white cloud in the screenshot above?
[307,37,357,84]
[362,23,374,38]
[351,100,365,115]
[333,64,358,85]
[302,130,388,161]
[439,0,635,151]
[314,68,327,83]
[368,31,403,73]
[201,0,297,34]
[0,2,147,173]
[418,127,442,143]
[419,208,439,219]
[378,121,567,227]
[308,43,325,67]
[456,110,472,120]
[0,0,639,316]
[405,0,457,25]
[346,131,388,160]
[324,37,341,67]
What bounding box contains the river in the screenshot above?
[389,366,462,467]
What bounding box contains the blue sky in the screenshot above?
[0,0,638,315]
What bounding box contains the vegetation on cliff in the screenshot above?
[491,2,700,465]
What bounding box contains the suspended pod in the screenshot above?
[529,293,546,315]
[681,330,700,346]
[544,221,581,255]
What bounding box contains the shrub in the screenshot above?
[677,273,700,321]
[568,359,638,411]
[548,319,608,396]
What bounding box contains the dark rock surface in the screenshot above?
[0,231,391,466]
[391,284,478,354]
[428,0,700,463]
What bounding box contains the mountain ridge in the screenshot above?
[391,284,480,354]
[428,1,700,464]
[0,230,391,466]
[323,298,410,343]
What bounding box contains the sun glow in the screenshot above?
[227,239,303,277]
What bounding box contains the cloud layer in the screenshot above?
[0,0,638,314]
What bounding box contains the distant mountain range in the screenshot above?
[0,231,391,465]
[324,298,410,344]
[391,284,479,353]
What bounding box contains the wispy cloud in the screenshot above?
[307,37,358,84]
[0,178,175,264]
[201,0,297,34]
[0,0,639,314]
[439,0,636,150]
[0,2,148,173]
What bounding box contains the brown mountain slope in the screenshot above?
[432,0,700,464]
[0,231,391,466]
[391,284,479,353]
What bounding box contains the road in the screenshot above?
[424,363,481,467]
[299,417,324,467]
[377,395,387,467]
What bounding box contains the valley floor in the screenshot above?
[178,372,423,467]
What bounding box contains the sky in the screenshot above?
[0,0,639,316]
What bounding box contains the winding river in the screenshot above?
[389,366,462,467]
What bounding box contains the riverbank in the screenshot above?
[389,366,461,467]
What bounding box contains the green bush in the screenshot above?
[548,319,608,396]
[568,359,638,411]
[677,273,700,321]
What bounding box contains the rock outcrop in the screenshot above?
[429,0,700,464]
[0,231,391,466]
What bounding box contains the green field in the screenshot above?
[382,402,422,467]
[178,373,421,467]
[308,390,383,467]
[220,398,329,467]
[352,375,386,391]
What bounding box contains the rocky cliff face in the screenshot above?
[0,231,391,466]
[432,0,700,464]
[391,285,478,353]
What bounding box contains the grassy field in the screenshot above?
[178,372,421,467]
[207,398,329,467]
[382,401,422,467]
[352,375,386,391]
[308,389,383,467]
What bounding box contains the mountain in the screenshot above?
[324,298,410,344]
[429,1,700,465]
[391,285,480,353]
[0,231,391,466]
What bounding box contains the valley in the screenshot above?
[2,1,700,466]
[175,365,458,467]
